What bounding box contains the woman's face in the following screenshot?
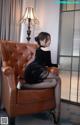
[45,36,51,47]
[40,36,51,47]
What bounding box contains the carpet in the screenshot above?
[0,101,80,125]
[60,101,80,125]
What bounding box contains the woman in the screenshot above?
[23,32,61,121]
[24,32,58,83]
[17,32,61,121]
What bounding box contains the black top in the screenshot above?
[34,48,58,67]
[23,48,58,84]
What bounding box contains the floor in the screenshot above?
[0,102,80,125]
[60,101,80,125]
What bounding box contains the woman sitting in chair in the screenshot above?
[16,32,61,121]
[24,32,59,84]
[23,32,61,121]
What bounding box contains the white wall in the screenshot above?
[35,0,60,63]
[20,0,60,64]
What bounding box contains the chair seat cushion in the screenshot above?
[21,78,56,89]
[17,73,57,89]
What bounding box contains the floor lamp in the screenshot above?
[20,7,39,42]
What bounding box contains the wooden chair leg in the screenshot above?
[49,110,60,124]
[8,117,15,125]
[52,113,58,124]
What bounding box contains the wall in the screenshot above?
[20,0,60,64]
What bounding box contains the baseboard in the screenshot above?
[61,99,80,106]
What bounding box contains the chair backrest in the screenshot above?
[1,40,37,81]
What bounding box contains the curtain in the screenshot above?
[0,0,23,108]
[0,0,23,42]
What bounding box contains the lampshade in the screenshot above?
[20,7,39,25]
[20,7,39,42]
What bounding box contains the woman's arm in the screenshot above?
[26,46,36,66]
[22,46,36,72]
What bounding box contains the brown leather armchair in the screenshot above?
[1,40,61,125]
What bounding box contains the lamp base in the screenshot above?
[27,18,31,42]
[27,36,31,41]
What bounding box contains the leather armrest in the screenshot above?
[2,66,16,91]
[1,66,13,75]
[47,67,59,75]
[2,66,16,115]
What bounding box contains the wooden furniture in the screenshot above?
[0,40,61,125]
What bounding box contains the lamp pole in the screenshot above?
[27,18,31,42]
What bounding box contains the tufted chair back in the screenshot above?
[1,41,37,83]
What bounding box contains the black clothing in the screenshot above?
[23,48,57,84]
[24,62,49,84]
[34,48,58,67]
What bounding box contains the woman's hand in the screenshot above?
[48,67,59,75]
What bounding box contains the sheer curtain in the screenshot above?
[0,0,23,42]
[0,0,23,107]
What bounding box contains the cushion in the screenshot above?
[20,79,56,89]
[17,73,57,89]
